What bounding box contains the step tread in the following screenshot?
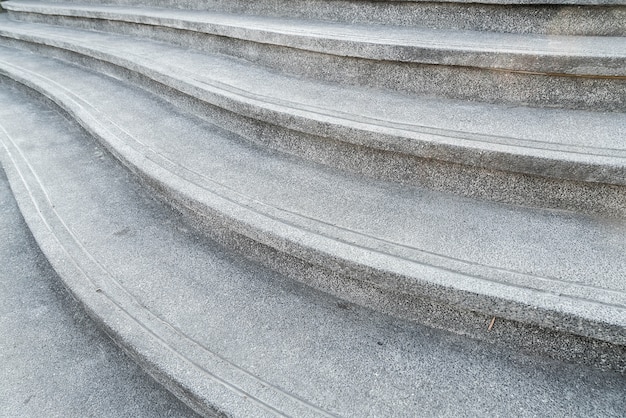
[1,73,625,418]
[0,45,624,343]
[0,16,624,186]
[5,0,626,75]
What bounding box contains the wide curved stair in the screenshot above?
[0,0,624,416]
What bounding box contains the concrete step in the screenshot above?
[0,168,199,417]
[0,45,624,373]
[4,2,626,111]
[6,1,626,76]
[0,18,624,216]
[1,71,625,418]
[17,0,626,36]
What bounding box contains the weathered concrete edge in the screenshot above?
[5,2,626,75]
[1,59,624,355]
[5,8,626,114]
[0,30,624,218]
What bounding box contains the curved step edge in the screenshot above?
[2,82,625,418]
[0,25,624,217]
[5,2,626,76]
[4,6,626,113]
[0,84,343,418]
[1,69,625,376]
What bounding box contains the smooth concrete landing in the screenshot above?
[0,168,201,417]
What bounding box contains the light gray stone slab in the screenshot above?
[4,3,626,112]
[15,0,626,38]
[5,1,626,75]
[1,79,625,417]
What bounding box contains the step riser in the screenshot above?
[32,0,626,36]
[2,70,625,365]
[8,10,626,113]
[1,34,624,217]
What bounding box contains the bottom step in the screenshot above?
[0,168,198,417]
[0,76,624,417]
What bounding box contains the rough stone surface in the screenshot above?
[0,2,624,415]
[1,81,625,417]
[10,0,626,35]
[5,5,626,112]
[6,2,626,75]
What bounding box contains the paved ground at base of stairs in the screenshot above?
[0,168,200,418]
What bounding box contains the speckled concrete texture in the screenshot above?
[5,4,626,112]
[0,171,200,417]
[0,2,624,415]
[0,46,624,367]
[1,81,625,417]
[9,0,626,35]
[6,2,626,75]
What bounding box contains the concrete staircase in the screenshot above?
[0,0,624,416]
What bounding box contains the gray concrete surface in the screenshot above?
[0,169,200,417]
[6,2,626,75]
[10,0,626,35]
[1,80,626,417]
[0,47,624,371]
[5,4,625,112]
[0,2,624,414]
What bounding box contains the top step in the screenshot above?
[19,0,626,36]
[4,2,626,113]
